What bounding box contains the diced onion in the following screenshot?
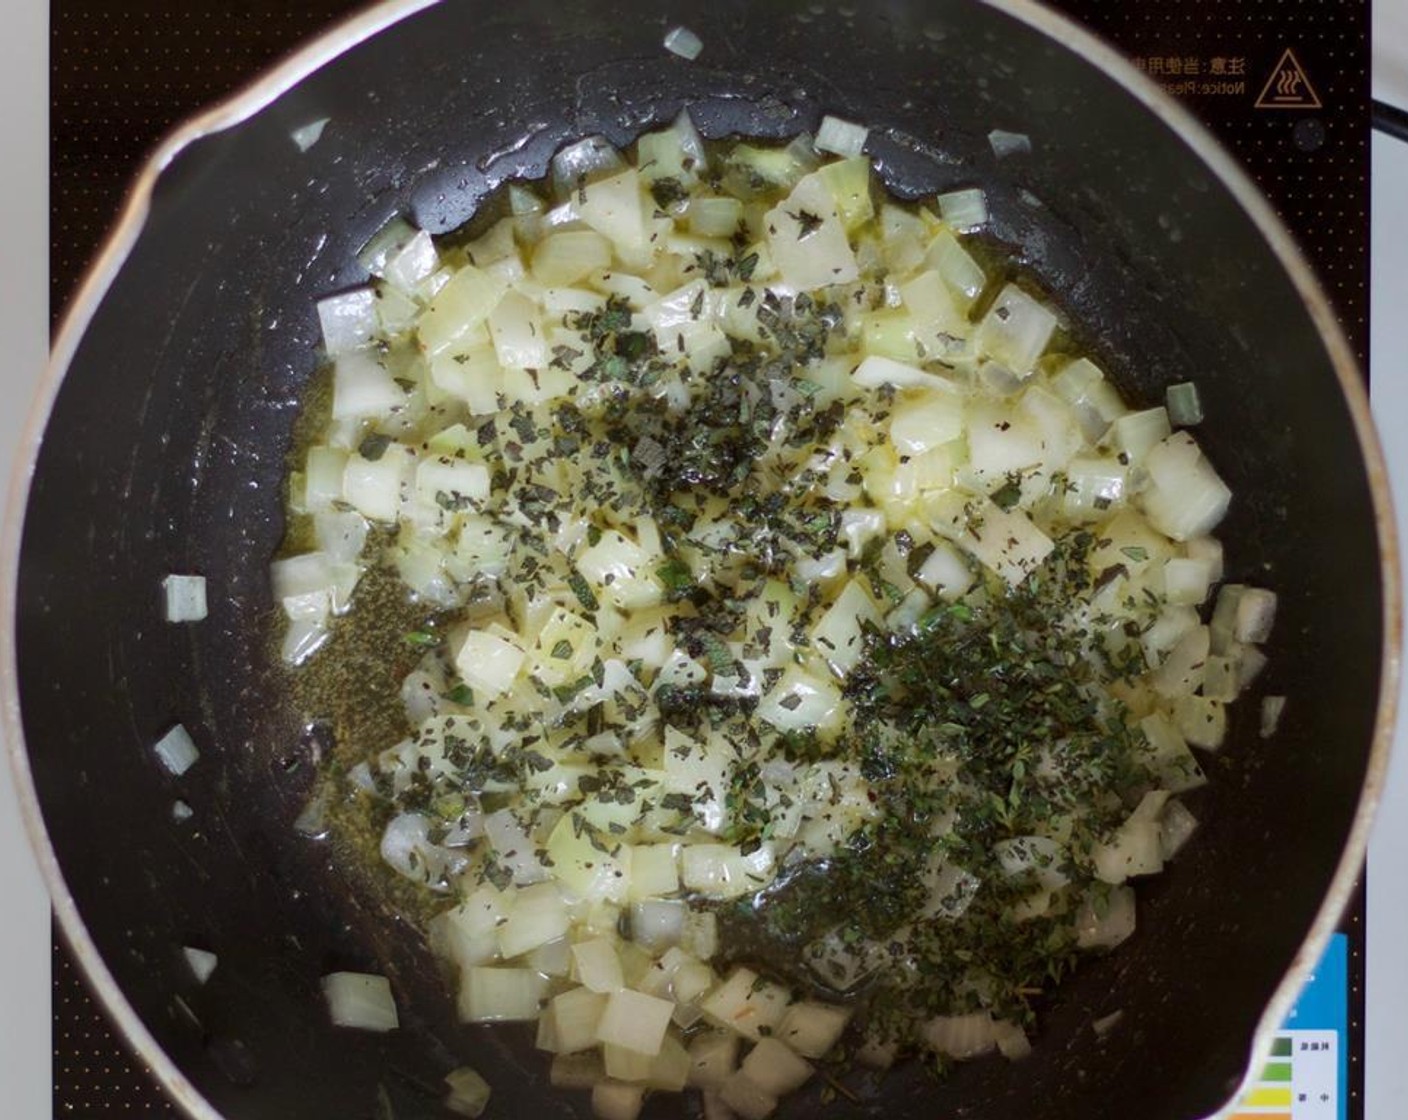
[663,25,704,60]
[740,1037,812,1096]
[596,989,675,1056]
[460,967,549,1023]
[921,1012,997,1060]
[290,117,328,152]
[1075,885,1137,949]
[322,972,399,1032]
[1165,381,1204,426]
[183,947,217,985]
[552,136,625,196]
[988,129,1032,158]
[1261,696,1287,739]
[993,1019,1033,1061]
[444,1067,492,1119]
[545,987,609,1055]
[592,1080,646,1120]
[1159,799,1199,861]
[719,1071,778,1120]
[774,1002,850,1059]
[154,724,199,776]
[973,283,1056,374]
[162,574,208,622]
[936,187,988,231]
[317,289,377,356]
[701,968,790,1041]
[814,116,869,159]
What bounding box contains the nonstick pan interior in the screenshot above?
[13,2,1388,1118]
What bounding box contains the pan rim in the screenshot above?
[3,2,1398,1119]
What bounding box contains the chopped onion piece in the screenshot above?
[1137,712,1207,793]
[663,25,704,60]
[551,136,625,196]
[740,1037,812,1096]
[544,986,609,1055]
[603,1042,653,1081]
[484,807,550,885]
[281,617,329,665]
[1234,587,1278,644]
[154,724,199,776]
[289,117,328,152]
[973,283,1056,374]
[814,115,869,159]
[765,172,858,290]
[572,938,626,994]
[418,266,508,357]
[322,972,399,1032]
[701,968,790,1041]
[183,947,217,985]
[552,1051,607,1089]
[1261,695,1287,739]
[688,1030,739,1088]
[596,989,675,1056]
[497,881,570,958]
[380,812,465,890]
[921,1012,996,1060]
[317,288,377,356]
[1159,799,1199,861]
[460,967,549,1023]
[1174,695,1227,751]
[455,627,526,699]
[1141,433,1232,541]
[593,1080,646,1120]
[293,786,331,839]
[444,1067,492,1119]
[719,1071,778,1120]
[988,129,1032,158]
[852,354,953,391]
[1092,795,1168,884]
[993,1019,1033,1061]
[681,843,777,900]
[774,1001,850,1059]
[1166,380,1204,426]
[1163,556,1212,606]
[162,574,208,622]
[630,899,687,951]
[1152,625,1210,698]
[1075,885,1137,949]
[1113,407,1172,464]
[937,186,988,231]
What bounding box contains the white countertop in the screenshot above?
[1,3,1405,1118]
[1367,2,1408,1113]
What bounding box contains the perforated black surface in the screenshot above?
[49,1,1368,1117]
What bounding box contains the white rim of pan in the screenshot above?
[2,2,1398,1118]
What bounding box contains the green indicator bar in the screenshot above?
[1270,1037,1294,1057]
[1261,1062,1293,1082]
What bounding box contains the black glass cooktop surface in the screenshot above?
[49,2,1367,1115]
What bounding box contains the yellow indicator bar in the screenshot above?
[1241,1084,1295,1107]
[1229,1113,1291,1120]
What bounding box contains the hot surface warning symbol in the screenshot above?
[1255,48,1322,109]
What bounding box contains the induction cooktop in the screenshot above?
[48,2,1369,1117]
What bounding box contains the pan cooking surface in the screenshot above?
[34,2,1378,1119]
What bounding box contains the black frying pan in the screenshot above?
[7,1,1397,1118]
